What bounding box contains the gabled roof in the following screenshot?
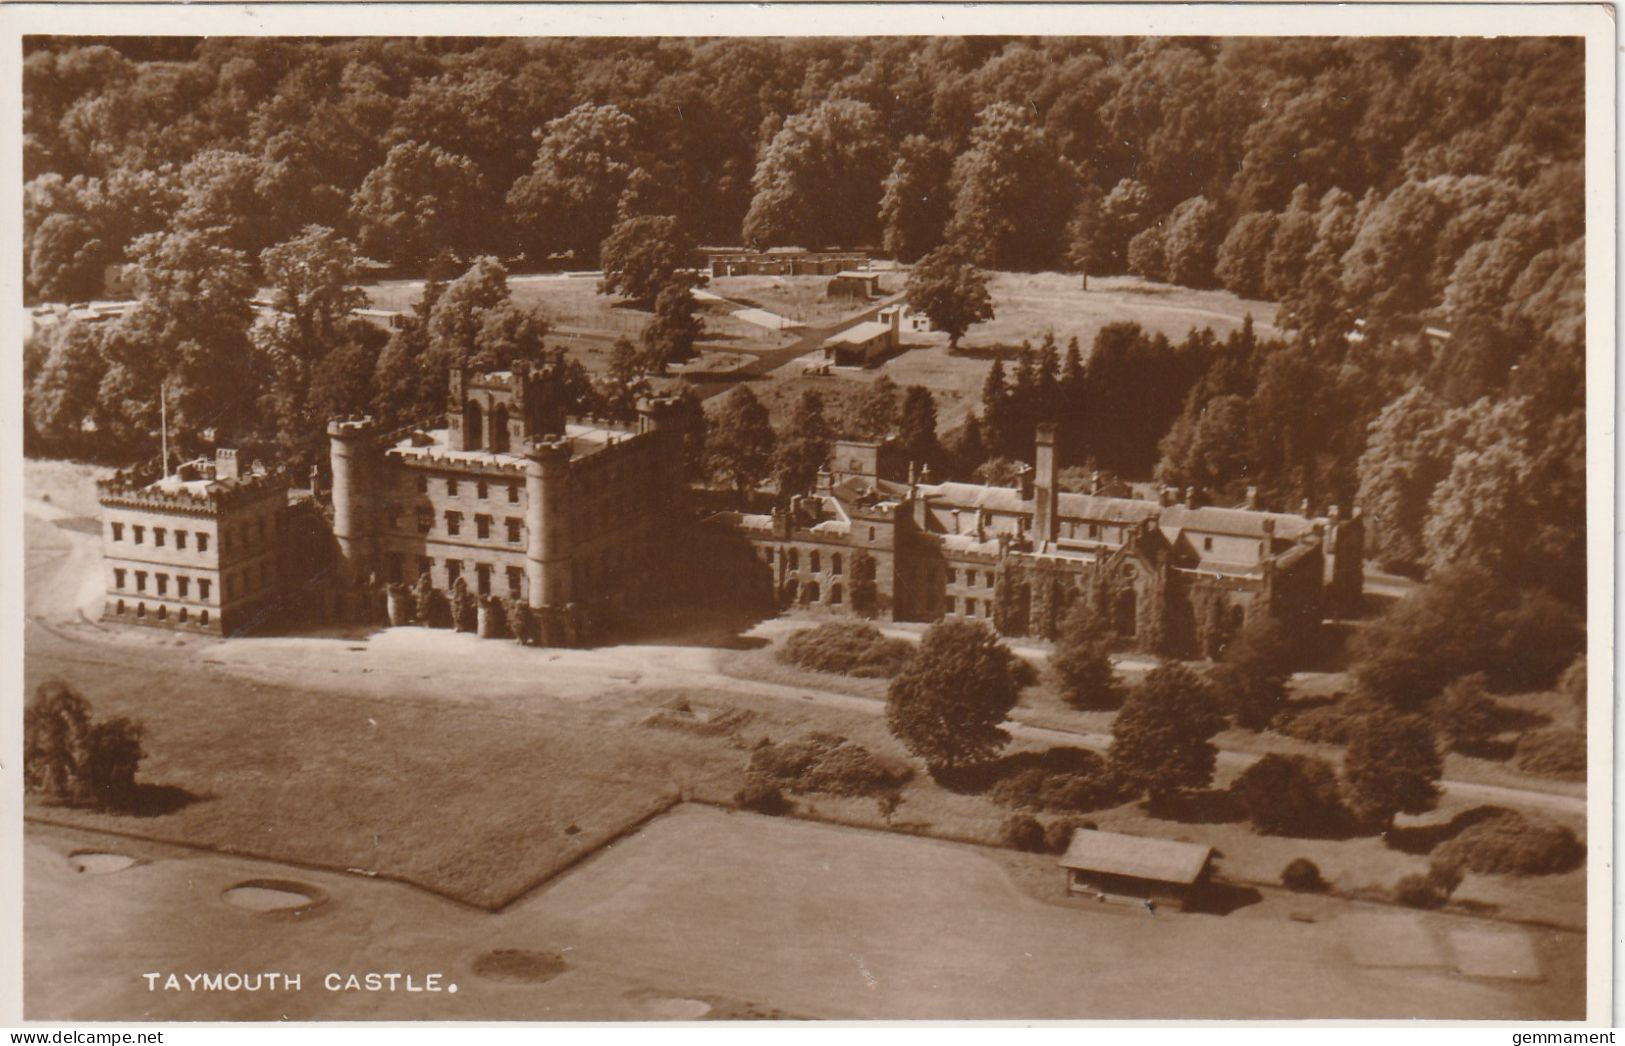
[918,481,1028,514]
[1159,504,1316,540]
[1056,493,1161,526]
[1058,829,1214,885]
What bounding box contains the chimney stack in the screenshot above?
[1184,485,1199,509]
[215,447,239,482]
[1244,485,1260,510]
[1034,423,1059,544]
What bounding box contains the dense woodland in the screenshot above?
[22,36,1587,622]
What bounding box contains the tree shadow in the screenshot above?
[612,607,775,651]
[1187,880,1263,916]
[120,783,210,817]
[1384,804,1513,855]
[1147,789,1246,825]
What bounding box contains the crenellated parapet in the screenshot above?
[97,467,288,516]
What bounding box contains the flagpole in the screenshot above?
[160,379,169,478]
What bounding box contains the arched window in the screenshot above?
[200,610,210,626]
[489,403,510,454]
[802,581,821,604]
[116,599,125,615]
[463,399,485,451]
[179,607,189,623]
[810,550,821,573]
[136,602,147,618]
[156,605,168,621]
[787,548,799,570]
[830,583,843,605]
[831,553,843,575]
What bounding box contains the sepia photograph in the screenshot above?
[5,3,1613,1027]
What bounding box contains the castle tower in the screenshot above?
[1033,422,1059,546]
[328,417,378,586]
[525,436,573,610]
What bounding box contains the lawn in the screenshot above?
[708,273,901,329]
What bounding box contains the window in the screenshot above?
[965,597,977,616]
[507,567,524,599]
[946,568,957,585]
[156,605,167,621]
[111,522,124,541]
[832,554,843,575]
[197,532,209,553]
[199,609,209,626]
[133,526,145,545]
[1203,536,1214,552]
[156,574,168,596]
[477,481,488,500]
[476,563,492,597]
[178,577,190,599]
[136,602,146,618]
[155,528,166,548]
[1089,524,1101,539]
[117,600,126,615]
[506,518,522,543]
[417,474,429,493]
[985,571,996,588]
[417,508,434,534]
[176,530,187,550]
[114,568,127,589]
[135,571,148,592]
[445,511,462,536]
[810,551,821,573]
[446,560,461,587]
[446,478,459,496]
[476,515,492,540]
[418,556,433,578]
[198,579,211,601]
[507,483,520,504]
[831,584,843,605]
[179,607,189,623]
[788,548,799,570]
[868,526,876,541]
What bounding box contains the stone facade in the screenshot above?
[712,425,1364,657]
[98,449,289,635]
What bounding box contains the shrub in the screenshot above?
[1427,672,1501,753]
[734,779,789,815]
[999,813,1048,853]
[1229,754,1348,836]
[989,750,1123,814]
[1050,601,1122,711]
[1434,809,1584,876]
[779,622,915,678]
[1272,695,1382,745]
[1393,858,1463,909]
[1211,617,1293,730]
[1513,728,1585,780]
[83,717,146,807]
[1281,858,1326,892]
[747,733,913,797]
[24,680,145,810]
[1044,816,1095,855]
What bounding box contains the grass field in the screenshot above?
[26,806,1582,1020]
[708,273,901,328]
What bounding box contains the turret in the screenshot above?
[328,417,379,586]
[525,436,574,611]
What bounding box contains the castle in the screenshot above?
[707,425,1363,658]
[100,360,691,640]
[99,366,1362,656]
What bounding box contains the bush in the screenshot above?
[83,717,146,807]
[1281,858,1326,892]
[1434,809,1584,876]
[1272,695,1381,745]
[1427,672,1501,753]
[1044,816,1095,855]
[24,680,145,810]
[747,733,913,797]
[734,779,789,815]
[1229,754,1347,836]
[999,813,1048,853]
[1513,728,1585,780]
[989,749,1123,814]
[779,622,915,678]
[1393,858,1464,909]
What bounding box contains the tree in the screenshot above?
[851,374,899,440]
[350,140,489,266]
[1126,222,1166,281]
[1343,712,1442,830]
[1214,211,1277,298]
[886,619,1023,772]
[743,99,889,248]
[1108,663,1225,802]
[1049,600,1121,710]
[507,102,638,263]
[84,717,146,808]
[879,134,951,263]
[23,680,92,801]
[1354,387,1452,574]
[1161,196,1226,288]
[895,385,941,473]
[598,214,693,305]
[640,279,703,372]
[1428,672,1501,753]
[1230,754,1347,837]
[774,390,833,495]
[260,225,367,345]
[705,385,775,493]
[944,101,1070,271]
[905,246,993,351]
[1208,615,1293,730]
[27,319,108,451]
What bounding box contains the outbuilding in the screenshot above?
[1058,829,1215,911]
